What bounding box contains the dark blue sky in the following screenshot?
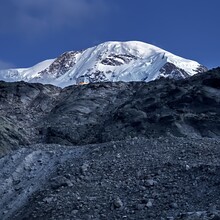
[0,0,219,70]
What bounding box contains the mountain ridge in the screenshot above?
[0,41,207,87]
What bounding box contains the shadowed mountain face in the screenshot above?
[0,68,220,155]
[0,82,61,155]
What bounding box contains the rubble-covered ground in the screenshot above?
[0,67,220,219]
[1,137,220,220]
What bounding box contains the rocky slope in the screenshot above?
[0,41,207,87]
[0,68,220,156]
[0,67,220,219]
[1,138,220,220]
[0,81,61,155]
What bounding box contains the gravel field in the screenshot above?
[1,137,220,220]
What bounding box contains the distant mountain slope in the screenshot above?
[0,59,55,82]
[0,41,207,87]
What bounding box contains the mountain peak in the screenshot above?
[0,41,207,87]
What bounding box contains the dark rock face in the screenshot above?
[0,68,220,155]
[196,64,209,74]
[0,81,61,155]
[80,70,109,83]
[45,82,136,145]
[0,116,27,155]
[159,63,208,80]
[101,54,137,66]
[44,68,220,145]
[159,62,190,79]
[38,51,82,78]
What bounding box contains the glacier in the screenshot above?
[0,41,207,87]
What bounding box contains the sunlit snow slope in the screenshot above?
[0,41,207,87]
[0,59,55,82]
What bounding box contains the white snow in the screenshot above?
[0,41,204,87]
[0,59,55,82]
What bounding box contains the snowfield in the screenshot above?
[0,41,207,87]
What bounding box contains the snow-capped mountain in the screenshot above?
[0,41,207,87]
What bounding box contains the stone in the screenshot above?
[146,179,157,186]
[43,197,53,203]
[50,176,71,189]
[81,162,90,175]
[170,202,178,209]
[146,199,154,208]
[71,210,79,215]
[113,197,123,208]
[136,204,145,210]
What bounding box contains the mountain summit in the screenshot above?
[0,41,207,87]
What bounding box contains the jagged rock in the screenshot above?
[50,176,72,189]
[146,199,154,208]
[113,197,124,208]
[146,179,157,186]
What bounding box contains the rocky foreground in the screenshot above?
[1,137,220,220]
[0,67,220,219]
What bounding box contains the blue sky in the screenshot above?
[0,0,219,70]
